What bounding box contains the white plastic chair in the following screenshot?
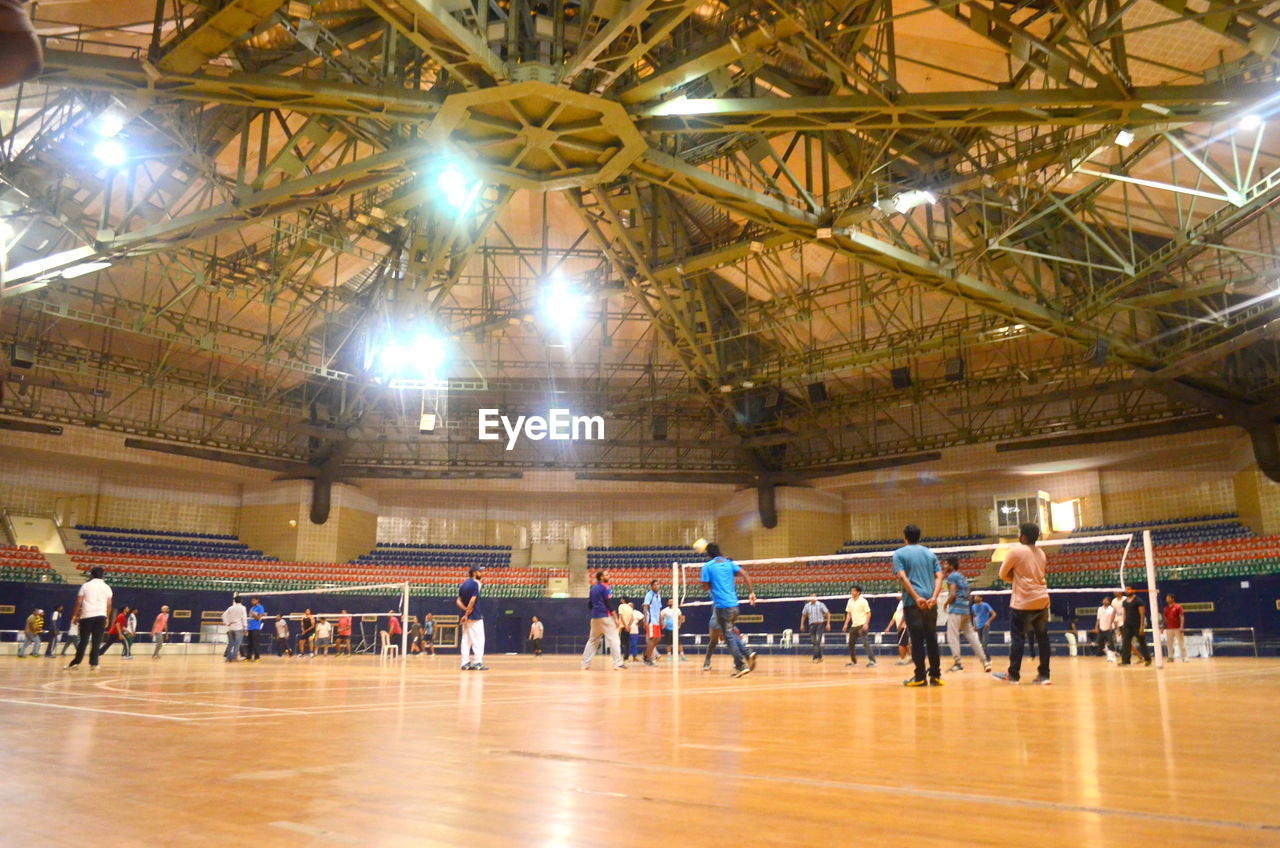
[781,628,794,648]
[379,630,400,661]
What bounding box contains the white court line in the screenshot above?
[268,821,351,842]
[0,696,191,721]
[678,742,754,753]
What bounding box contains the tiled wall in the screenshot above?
[717,487,846,560]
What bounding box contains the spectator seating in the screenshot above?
[76,526,273,561]
[352,542,512,571]
[0,545,60,582]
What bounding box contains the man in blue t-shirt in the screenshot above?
[699,543,758,678]
[581,570,625,670]
[456,567,487,671]
[943,556,990,674]
[246,597,265,662]
[642,579,664,664]
[892,525,943,687]
[970,594,996,658]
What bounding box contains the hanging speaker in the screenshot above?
[945,357,965,382]
[891,367,912,389]
[1089,339,1110,366]
[806,381,828,404]
[652,416,667,441]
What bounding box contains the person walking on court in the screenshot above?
[457,567,487,670]
[616,597,635,661]
[101,606,128,657]
[894,525,944,687]
[245,597,265,662]
[1093,594,1118,661]
[1163,593,1187,662]
[67,566,112,670]
[124,606,137,659]
[971,593,995,658]
[274,613,293,657]
[222,596,247,662]
[992,523,1051,685]
[17,608,43,657]
[298,608,316,657]
[62,618,78,657]
[43,604,64,658]
[884,599,910,664]
[528,616,544,656]
[581,571,626,670]
[1118,587,1152,666]
[627,602,641,661]
[336,611,352,656]
[151,605,170,658]
[700,542,758,678]
[801,595,831,662]
[844,585,875,667]
[423,613,436,655]
[943,557,991,673]
[642,579,664,665]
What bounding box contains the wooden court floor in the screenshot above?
[1,652,1277,846]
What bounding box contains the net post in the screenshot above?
[1143,530,1164,669]
[401,582,409,658]
[671,560,679,673]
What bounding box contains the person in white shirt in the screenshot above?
[528,616,544,656]
[616,599,635,661]
[67,566,113,670]
[221,596,247,663]
[314,618,334,655]
[883,599,909,665]
[843,585,875,667]
[660,599,685,661]
[1093,593,1118,662]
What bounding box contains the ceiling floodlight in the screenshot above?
[891,189,937,214]
[435,160,482,214]
[62,261,112,279]
[1239,113,1264,131]
[94,109,127,138]
[540,274,587,340]
[1114,129,1135,147]
[92,138,127,168]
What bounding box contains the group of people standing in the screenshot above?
[1092,589,1188,664]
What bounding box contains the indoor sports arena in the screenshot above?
[1,0,1279,842]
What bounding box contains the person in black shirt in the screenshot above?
[1118,588,1152,666]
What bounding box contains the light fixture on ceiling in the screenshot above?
[94,107,127,138]
[432,159,482,214]
[718,384,733,393]
[891,189,937,214]
[1114,129,1135,147]
[92,138,127,168]
[741,380,755,389]
[369,327,451,383]
[1239,113,1264,131]
[540,272,587,341]
[62,261,112,279]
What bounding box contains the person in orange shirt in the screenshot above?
[336,611,353,656]
[992,522,1051,685]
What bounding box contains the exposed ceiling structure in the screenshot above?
[3,0,1280,503]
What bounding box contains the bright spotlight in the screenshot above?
[1114,129,1135,147]
[1240,113,1264,131]
[92,138,127,168]
[94,110,126,138]
[540,275,587,339]
[370,330,450,383]
[436,162,481,213]
[890,189,937,214]
[411,333,450,378]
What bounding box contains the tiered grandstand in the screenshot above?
[0,546,59,583]
[66,528,560,597]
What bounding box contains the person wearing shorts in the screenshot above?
[298,609,316,657]
[315,617,334,656]
[336,611,352,655]
[423,613,436,655]
[274,614,293,657]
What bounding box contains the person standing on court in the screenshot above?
[616,597,635,661]
[43,604,63,658]
[893,525,944,687]
[528,616,544,656]
[699,543,758,678]
[943,557,991,674]
[423,613,436,655]
[67,566,112,670]
[243,597,264,662]
[642,579,664,665]
[971,593,995,658]
[1163,593,1187,662]
[992,522,1051,685]
[1093,593,1118,661]
[222,596,247,662]
[457,567,487,670]
[274,613,293,657]
[581,571,626,670]
[17,608,43,657]
[151,605,170,658]
[1118,587,1152,666]
[800,595,831,663]
[844,585,875,667]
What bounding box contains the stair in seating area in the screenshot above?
[44,552,84,585]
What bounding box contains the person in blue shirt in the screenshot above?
[581,570,626,670]
[971,593,996,658]
[943,557,990,674]
[457,567,487,671]
[246,597,265,662]
[892,525,943,687]
[642,579,664,665]
[699,543,758,678]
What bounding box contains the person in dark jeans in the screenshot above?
[800,595,830,662]
[892,525,944,687]
[43,604,64,657]
[993,523,1051,685]
[1119,588,1152,666]
[67,566,113,670]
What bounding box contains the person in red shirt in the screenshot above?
[386,609,403,650]
[101,606,129,657]
[336,610,353,656]
[1163,594,1187,663]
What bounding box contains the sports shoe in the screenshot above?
[1144,658,1152,667]
[747,651,758,672]
[903,677,927,687]
[643,659,654,666]
[929,676,945,687]
[732,665,752,679]
[867,661,877,668]
[612,664,627,671]
[702,664,712,671]
[896,659,911,665]
[1032,675,1051,685]
[991,672,1019,684]
[462,664,475,671]
[845,661,857,667]
[948,663,963,673]
[982,662,992,673]
[473,665,490,671]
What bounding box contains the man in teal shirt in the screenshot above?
[892,525,943,687]
[699,543,758,678]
